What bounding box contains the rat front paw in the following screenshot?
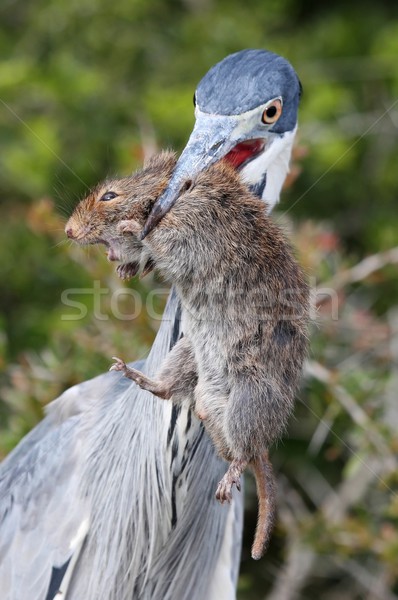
[117,262,140,280]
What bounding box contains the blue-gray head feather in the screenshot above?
[196,49,302,133]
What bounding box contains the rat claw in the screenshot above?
[216,466,244,503]
[110,357,127,372]
[140,258,155,279]
[215,480,232,504]
[117,262,140,280]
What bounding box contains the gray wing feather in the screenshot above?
[0,408,86,600]
[0,289,242,600]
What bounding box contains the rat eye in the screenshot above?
[261,99,282,125]
[100,191,118,201]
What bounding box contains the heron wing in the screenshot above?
[0,290,242,600]
[0,378,94,600]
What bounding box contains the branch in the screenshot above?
[318,247,398,305]
[305,360,393,457]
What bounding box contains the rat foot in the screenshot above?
[110,357,172,399]
[117,262,140,280]
[215,458,248,504]
[110,357,143,381]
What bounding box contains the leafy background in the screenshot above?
[1,0,398,597]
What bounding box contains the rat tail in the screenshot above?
[250,452,277,560]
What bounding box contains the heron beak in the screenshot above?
[141,113,239,238]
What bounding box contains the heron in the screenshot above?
[0,49,302,600]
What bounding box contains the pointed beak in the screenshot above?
[141,113,239,238]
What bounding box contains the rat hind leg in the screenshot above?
[110,335,198,403]
[110,358,172,399]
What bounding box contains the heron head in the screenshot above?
[141,49,302,239]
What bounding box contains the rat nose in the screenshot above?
[65,227,74,239]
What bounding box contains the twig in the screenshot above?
[305,360,392,456]
[336,559,398,600]
[318,247,398,305]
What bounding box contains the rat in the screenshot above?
[65,151,310,559]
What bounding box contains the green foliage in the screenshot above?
[1,0,398,598]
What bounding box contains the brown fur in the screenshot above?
[66,152,310,559]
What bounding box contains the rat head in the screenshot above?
[65,152,176,267]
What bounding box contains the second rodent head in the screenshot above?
[65,151,177,269]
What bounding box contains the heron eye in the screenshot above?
[100,191,118,201]
[193,93,197,107]
[261,99,282,125]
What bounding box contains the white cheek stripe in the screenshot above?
[241,126,297,212]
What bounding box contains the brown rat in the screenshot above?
[66,151,310,559]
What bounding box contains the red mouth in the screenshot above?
[223,139,265,170]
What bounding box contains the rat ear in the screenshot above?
[143,151,177,173]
